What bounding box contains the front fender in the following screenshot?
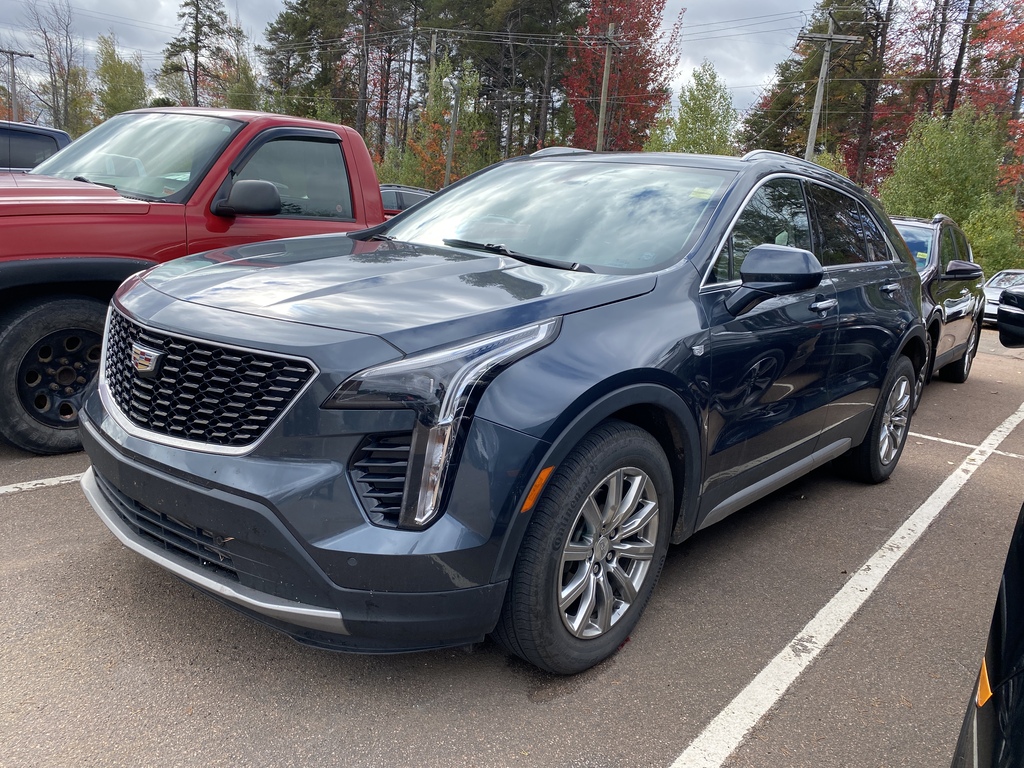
[489,382,703,585]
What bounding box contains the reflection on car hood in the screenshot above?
[141,234,656,352]
[0,172,149,216]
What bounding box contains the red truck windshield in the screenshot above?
[31,111,243,202]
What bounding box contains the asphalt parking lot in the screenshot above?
[3,328,1023,768]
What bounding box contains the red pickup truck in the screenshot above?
[0,107,386,454]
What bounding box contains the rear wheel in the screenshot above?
[842,356,914,484]
[939,322,979,384]
[0,297,106,454]
[493,420,673,674]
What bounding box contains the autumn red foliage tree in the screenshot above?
[563,0,683,151]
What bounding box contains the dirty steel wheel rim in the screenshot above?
[557,467,660,639]
[878,373,912,466]
[16,328,103,429]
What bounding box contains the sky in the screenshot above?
[0,0,815,118]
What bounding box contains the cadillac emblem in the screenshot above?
[130,343,164,378]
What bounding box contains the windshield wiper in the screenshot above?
[73,175,117,190]
[442,238,593,273]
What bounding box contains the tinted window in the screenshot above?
[0,129,59,168]
[808,184,870,266]
[939,226,957,270]
[237,138,353,219]
[860,206,892,262]
[381,189,400,210]
[952,227,972,263]
[715,177,810,282]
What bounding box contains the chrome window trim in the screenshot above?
[98,306,321,456]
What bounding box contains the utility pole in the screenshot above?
[1,49,34,123]
[799,16,861,161]
[595,23,620,152]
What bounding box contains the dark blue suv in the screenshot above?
[80,149,927,674]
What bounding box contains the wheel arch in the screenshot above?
[0,257,157,316]
[490,382,703,585]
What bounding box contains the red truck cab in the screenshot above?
[0,107,385,454]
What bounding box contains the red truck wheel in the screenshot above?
[0,297,106,455]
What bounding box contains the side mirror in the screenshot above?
[214,179,282,217]
[725,244,823,316]
[942,259,984,281]
[998,288,1024,348]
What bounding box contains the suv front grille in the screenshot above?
[104,310,315,448]
[350,433,413,526]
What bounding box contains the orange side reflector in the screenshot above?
[977,658,994,708]
[521,466,555,513]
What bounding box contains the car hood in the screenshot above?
[0,172,150,216]
[138,234,657,353]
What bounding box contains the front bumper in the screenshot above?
[80,407,516,653]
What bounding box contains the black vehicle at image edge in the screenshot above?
[951,290,1024,767]
[79,149,927,675]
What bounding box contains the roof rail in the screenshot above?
[530,146,593,158]
[740,149,853,180]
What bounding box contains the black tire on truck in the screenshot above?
[0,296,107,455]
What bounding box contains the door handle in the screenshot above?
[881,283,900,294]
[809,298,838,313]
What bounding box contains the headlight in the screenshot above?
[324,319,560,528]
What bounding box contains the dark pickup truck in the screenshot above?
[0,107,386,454]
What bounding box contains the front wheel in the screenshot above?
[493,421,673,674]
[0,297,107,455]
[841,356,915,484]
[939,322,979,384]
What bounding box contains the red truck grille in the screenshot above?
[103,310,315,448]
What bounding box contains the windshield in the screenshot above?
[894,223,932,272]
[31,111,242,201]
[384,160,733,273]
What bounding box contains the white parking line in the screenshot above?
[671,403,1024,768]
[910,431,1024,460]
[0,472,85,496]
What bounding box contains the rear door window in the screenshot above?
[807,184,872,267]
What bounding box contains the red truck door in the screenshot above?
[185,127,377,254]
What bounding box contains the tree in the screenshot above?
[95,34,148,119]
[257,0,358,122]
[23,0,93,134]
[644,59,736,155]
[563,0,683,151]
[394,57,490,189]
[160,0,237,106]
[880,103,1023,273]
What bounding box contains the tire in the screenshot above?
[842,356,915,484]
[939,321,979,384]
[913,337,932,412]
[493,420,673,674]
[0,297,107,455]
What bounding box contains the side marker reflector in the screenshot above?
[521,466,555,513]
[977,657,993,708]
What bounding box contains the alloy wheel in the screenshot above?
[557,467,660,639]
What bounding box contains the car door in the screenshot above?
[806,182,916,443]
[697,176,838,526]
[932,224,978,358]
[186,130,362,253]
